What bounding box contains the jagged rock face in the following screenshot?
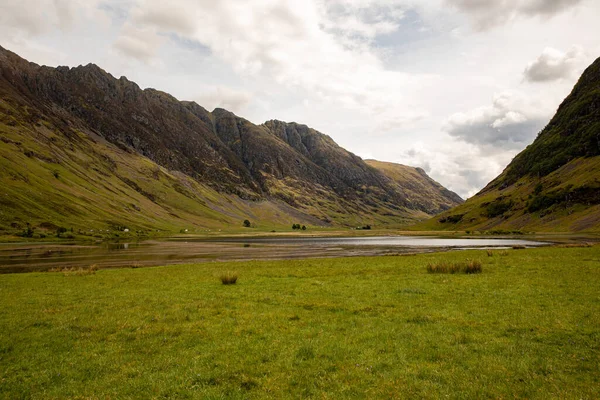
[262,120,394,192]
[0,45,462,224]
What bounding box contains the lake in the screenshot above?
[0,236,550,273]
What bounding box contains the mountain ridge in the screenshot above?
[0,45,462,234]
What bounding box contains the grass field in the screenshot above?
[1,246,599,398]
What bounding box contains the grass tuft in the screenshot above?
[464,259,483,274]
[48,266,98,276]
[220,271,238,285]
[426,259,482,274]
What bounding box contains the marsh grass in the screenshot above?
[48,265,98,276]
[220,271,238,285]
[426,259,482,274]
[557,242,592,248]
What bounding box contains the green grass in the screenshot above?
[1,247,599,398]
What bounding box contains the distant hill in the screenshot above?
[0,46,462,235]
[420,56,600,233]
[365,160,463,215]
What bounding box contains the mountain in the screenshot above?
[0,46,462,235]
[421,56,600,233]
[364,160,463,215]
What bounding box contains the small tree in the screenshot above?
[243,219,251,228]
[301,225,306,230]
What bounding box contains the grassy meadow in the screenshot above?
[1,246,599,398]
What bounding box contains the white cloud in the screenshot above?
[0,0,102,37]
[194,87,254,114]
[523,45,587,82]
[397,140,512,198]
[113,24,164,62]
[120,0,433,133]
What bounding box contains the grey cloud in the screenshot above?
[447,116,544,150]
[521,0,583,16]
[444,93,547,151]
[458,168,492,195]
[523,46,585,82]
[446,0,583,29]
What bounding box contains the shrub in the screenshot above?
[439,214,464,224]
[486,250,494,257]
[301,225,306,231]
[17,224,35,238]
[243,219,251,228]
[220,271,238,285]
[484,198,514,218]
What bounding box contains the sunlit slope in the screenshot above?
[365,160,463,215]
[418,56,600,233]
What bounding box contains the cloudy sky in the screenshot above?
[1,0,599,198]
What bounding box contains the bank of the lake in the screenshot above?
[0,235,551,273]
[1,246,598,398]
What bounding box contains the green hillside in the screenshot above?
[419,56,600,233]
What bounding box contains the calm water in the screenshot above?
[217,236,548,247]
[0,236,549,273]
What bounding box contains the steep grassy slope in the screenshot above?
[0,99,334,235]
[421,57,600,233]
[0,46,461,235]
[365,160,463,214]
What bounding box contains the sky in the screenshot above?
[1,0,599,198]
